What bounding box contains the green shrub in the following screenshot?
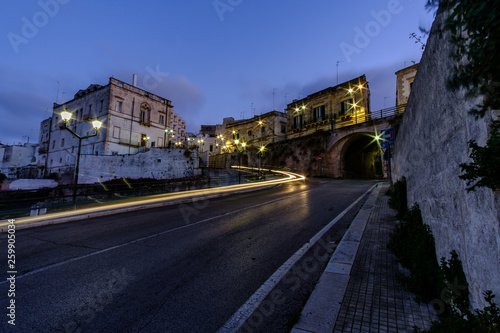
[388,204,442,302]
[388,176,408,218]
[418,291,500,332]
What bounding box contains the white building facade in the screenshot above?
[46,77,186,175]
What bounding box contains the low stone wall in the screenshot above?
[392,12,500,308]
[78,148,200,184]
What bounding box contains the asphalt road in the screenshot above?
[0,178,377,333]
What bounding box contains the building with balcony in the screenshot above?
[46,77,186,175]
[286,75,370,139]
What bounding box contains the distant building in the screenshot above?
[395,63,419,107]
[224,110,287,149]
[0,142,39,178]
[199,125,217,136]
[46,77,186,174]
[286,75,370,139]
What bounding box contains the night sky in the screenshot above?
[0,0,435,145]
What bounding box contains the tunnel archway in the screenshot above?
[340,134,382,178]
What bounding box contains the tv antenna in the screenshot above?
[336,60,344,84]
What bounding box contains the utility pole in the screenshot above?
[272,88,277,111]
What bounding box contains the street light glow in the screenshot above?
[61,110,72,122]
[92,119,102,130]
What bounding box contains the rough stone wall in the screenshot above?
[78,148,200,184]
[392,13,500,308]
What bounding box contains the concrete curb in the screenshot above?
[291,183,385,333]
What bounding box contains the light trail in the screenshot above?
[0,168,305,230]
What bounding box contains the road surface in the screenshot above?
[0,178,377,332]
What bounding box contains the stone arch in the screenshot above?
[326,131,382,178]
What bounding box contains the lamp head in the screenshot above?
[61,110,72,122]
[92,119,102,130]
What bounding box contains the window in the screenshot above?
[210,145,213,152]
[61,138,64,147]
[54,116,58,128]
[116,100,123,112]
[140,103,151,125]
[158,137,163,147]
[100,100,104,113]
[261,126,266,134]
[294,115,303,129]
[159,115,164,125]
[248,130,252,137]
[113,126,121,139]
[340,99,353,116]
[281,124,286,133]
[314,105,325,121]
[52,140,55,149]
[88,104,92,116]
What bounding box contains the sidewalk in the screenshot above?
[292,183,437,333]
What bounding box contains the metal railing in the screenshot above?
[291,104,406,131]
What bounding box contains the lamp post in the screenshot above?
[374,133,393,191]
[164,128,174,148]
[233,139,247,184]
[60,109,102,208]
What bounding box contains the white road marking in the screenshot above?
[217,183,378,333]
[0,186,315,285]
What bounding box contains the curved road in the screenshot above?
[0,178,377,332]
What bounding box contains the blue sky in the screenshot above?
[0,0,435,144]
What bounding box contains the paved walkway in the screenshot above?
[292,183,437,333]
[333,185,436,332]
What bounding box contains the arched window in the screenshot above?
[140,103,151,125]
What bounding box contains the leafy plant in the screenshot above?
[388,204,442,302]
[459,127,500,191]
[388,176,408,218]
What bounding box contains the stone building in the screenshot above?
[286,75,370,139]
[395,63,419,107]
[0,142,39,178]
[224,110,287,149]
[46,77,186,175]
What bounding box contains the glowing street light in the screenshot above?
[60,108,102,208]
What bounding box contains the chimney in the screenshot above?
[133,74,137,87]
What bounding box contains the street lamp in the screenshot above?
[373,131,393,190]
[164,128,174,147]
[60,109,102,208]
[232,139,247,184]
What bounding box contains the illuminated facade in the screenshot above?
[286,75,370,139]
[46,77,185,173]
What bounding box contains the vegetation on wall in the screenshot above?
[426,0,500,191]
[388,177,499,331]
